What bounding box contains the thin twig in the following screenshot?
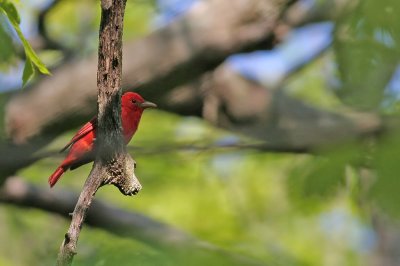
[0,177,204,249]
[56,164,103,265]
[36,142,310,162]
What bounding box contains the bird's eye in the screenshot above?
[132,99,137,104]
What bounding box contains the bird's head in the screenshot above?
[122,92,157,113]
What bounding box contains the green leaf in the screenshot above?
[0,1,20,24]
[22,57,34,86]
[0,2,50,78]
[8,17,50,75]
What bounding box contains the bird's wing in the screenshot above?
[60,117,97,152]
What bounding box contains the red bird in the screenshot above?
[48,92,157,187]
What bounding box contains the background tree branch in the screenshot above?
[0,0,289,183]
[5,0,290,144]
[37,0,69,53]
[0,177,264,266]
[0,0,380,181]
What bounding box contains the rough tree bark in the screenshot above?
[56,0,139,265]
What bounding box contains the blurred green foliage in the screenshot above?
[46,0,153,56]
[3,110,364,266]
[369,133,400,217]
[334,0,400,110]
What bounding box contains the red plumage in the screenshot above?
[48,92,156,187]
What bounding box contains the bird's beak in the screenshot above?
[140,101,157,109]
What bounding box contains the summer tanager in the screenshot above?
[48,92,156,187]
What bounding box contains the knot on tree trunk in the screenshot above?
[102,153,141,196]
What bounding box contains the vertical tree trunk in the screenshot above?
[56,1,130,265]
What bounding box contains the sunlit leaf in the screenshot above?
[0,1,20,24]
[8,17,50,75]
[22,57,34,86]
[0,1,50,79]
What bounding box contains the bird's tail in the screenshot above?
[48,166,65,187]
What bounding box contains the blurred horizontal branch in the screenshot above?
[281,0,357,27]
[0,65,383,180]
[6,0,290,143]
[0,0,366,179]
[183,63,383,148]
[0,0,288,179]
[0,177,264,266]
